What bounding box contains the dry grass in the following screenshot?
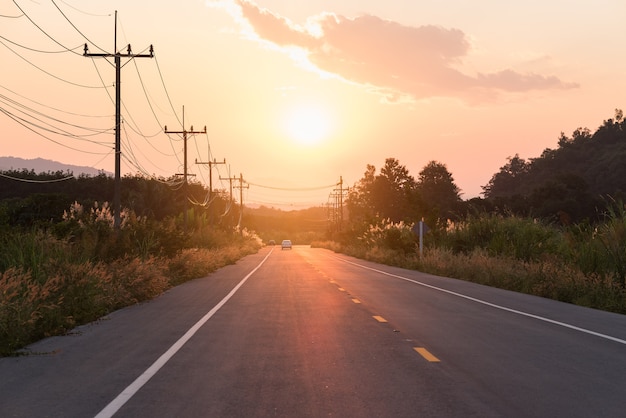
[315,242,626,314]
[0,240,261,356]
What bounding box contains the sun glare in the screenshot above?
[283,104,331,146]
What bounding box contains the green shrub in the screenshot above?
[317,208,626,314]
[439,213,565,262]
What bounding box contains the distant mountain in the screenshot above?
[0,156,112,177]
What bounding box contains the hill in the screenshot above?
[0,156,111,177]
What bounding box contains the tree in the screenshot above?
[374,158,417,222]
[346,164,377,226]
[417,161,461,222]
[482,154,529,198]
[346,158,418,232]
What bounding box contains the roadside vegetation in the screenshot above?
[313,205,626,315]
[0,199,260,356]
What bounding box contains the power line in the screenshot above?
[154,55,182,127]
[51,0,109,54]
[0,106,111,155]
[58,0,111,18]
[0,12,23,18]
[0,34,82,54]
[0,92,114,139]
[0,38,106,88]
[0,172,74,183]
[12,0,84,56]
[245,181,336,191]
[0,83,112,119]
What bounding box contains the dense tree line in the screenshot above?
[346,158,462,232]
[0,170,237,230]
[482,109,626,223]
[342,110,626,234]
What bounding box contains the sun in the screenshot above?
[283,104,331,146]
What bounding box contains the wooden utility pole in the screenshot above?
[195,158,226,205]
[332,176,346,232]
[196,157,226,225]
[220,172,238,206]
[165,107,206,229]
[84,11,153,228]
[234,173,249,235]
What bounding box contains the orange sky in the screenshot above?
[2,0,625,209]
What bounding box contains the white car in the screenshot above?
[281,239,292,250]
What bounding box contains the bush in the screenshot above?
[438,213,565,262]
[358,218,417,254]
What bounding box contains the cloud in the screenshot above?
[220,0,578,103]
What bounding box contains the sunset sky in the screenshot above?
[2,0,625,209]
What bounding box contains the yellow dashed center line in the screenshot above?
[338,287,346,292]
[373,315,387,323]
[351,298,361,304]
[413,347,440,362]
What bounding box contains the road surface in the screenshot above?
[1,246,625,417]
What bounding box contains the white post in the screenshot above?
[419,220,424,257]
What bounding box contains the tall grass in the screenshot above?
[0,239,260,355]
[315,206,626,315]
[0,203,261,356]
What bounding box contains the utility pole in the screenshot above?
[220,172,238,206]
[84,10,153,229]
[195,158,226,206]
[165,106,206,229]
[196,157,226,225]
[332,176,347,232]
[233,173,249,235]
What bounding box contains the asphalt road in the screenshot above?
[1,246,625,417]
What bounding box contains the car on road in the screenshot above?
[268,240,275,246]
[281,239,292,250]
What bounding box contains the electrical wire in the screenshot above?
[58,1,110,18]
[0,38,107,89]
[51,0,109,54]
[245,180,337,191]
[0,83,113,118]
[154,54,182,128]
[0,107,109,155]
[0,172,74,183]
[132,56,168,127]
[120,123,161,176]
[0,12,23,18]
[191,134,212,189]
[0,93,114,138]
[12,0,85,56]
[0,34,83,54]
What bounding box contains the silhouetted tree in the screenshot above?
[374,158,417,222]
[347,159,417,223]
[482,154,529,199]
[346,164,377,227]
[416,161,462,223]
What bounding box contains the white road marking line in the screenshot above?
[333,255,626,346]
[95,249,274,418]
